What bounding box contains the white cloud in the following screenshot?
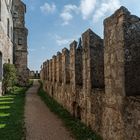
[60,0,121,25]
[60,4,78,25]
[80,0,96,19]
[55,35,74,46]
[60,13,73,25]
[93,0,121,22]
[40,2,56,14]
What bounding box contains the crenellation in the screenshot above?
[40,6,140,140]
[62,48,70,84]
[82,29,104,93]
[103,6,140,140]
[70,40,77,88]
[49,59,52,82]
[46,60,49,81]
[56,52,62,83]
[75,44,83,86]
[52,55,57,83]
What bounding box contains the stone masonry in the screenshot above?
[102,6,140,140]
[12,0,29,86]
[0,0,29,95]
[40,7,140,140]
[0,0,14,95]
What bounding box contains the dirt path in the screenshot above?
[25,80,74,140]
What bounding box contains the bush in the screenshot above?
[2,63,17,94]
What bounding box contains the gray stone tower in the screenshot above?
[12,0,29,86]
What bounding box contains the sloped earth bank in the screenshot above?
[25,80,74,140]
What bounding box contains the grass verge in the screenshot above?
[38,81,102,140]
[0,86,28,140]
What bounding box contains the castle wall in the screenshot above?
[40,6,140,140]
[13,0,29,86]
[0,0,14,95]
[42,28,105,135]
[103,7,140,140]
[0,0,28,94]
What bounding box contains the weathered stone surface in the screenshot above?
[75,41,83,86]
[56,52,62,83]
[0,0,14,95]
[13,0,29,86]
[82,28,104,91]
[41,28,105,136]
[70,40,77,89]
[103,6,140,140]
[52,55,57,83]
[0,0,29,93]
[62,48,70,84]
[40,6,140,140]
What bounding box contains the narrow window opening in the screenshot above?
[7,18,10,37]
[8,59,10,63]
[0,0,1,21]
[0,52,2,80]
[18,38,23,45]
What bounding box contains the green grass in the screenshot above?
[28,79,34,87]
[38,82,102,140]
[0,86,28,140]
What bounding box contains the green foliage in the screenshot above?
[38,81,102,140]
[2,63,17,94]
[0,86,27,140]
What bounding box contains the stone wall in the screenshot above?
[40,27,105,136]
[0,0,29,95]
[40,6,140,140]
[29,70,40,79]
[0,0,14,95]
[13,0,29,86]
[102,6,140,140]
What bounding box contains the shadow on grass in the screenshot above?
[0,86,27,140]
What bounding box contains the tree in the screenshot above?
[2,63,17,94]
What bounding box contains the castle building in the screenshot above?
[12,0,29,86]
[0,0,28,95]
[0,0,14,95]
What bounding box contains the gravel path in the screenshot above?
[25,80,74,140]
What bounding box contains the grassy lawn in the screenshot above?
[0,86,28,140]
[38,82,102,140]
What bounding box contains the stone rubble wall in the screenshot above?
[12,0,29,86]
[40,6,140,140]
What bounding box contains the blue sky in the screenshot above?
[22,0,140,71]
